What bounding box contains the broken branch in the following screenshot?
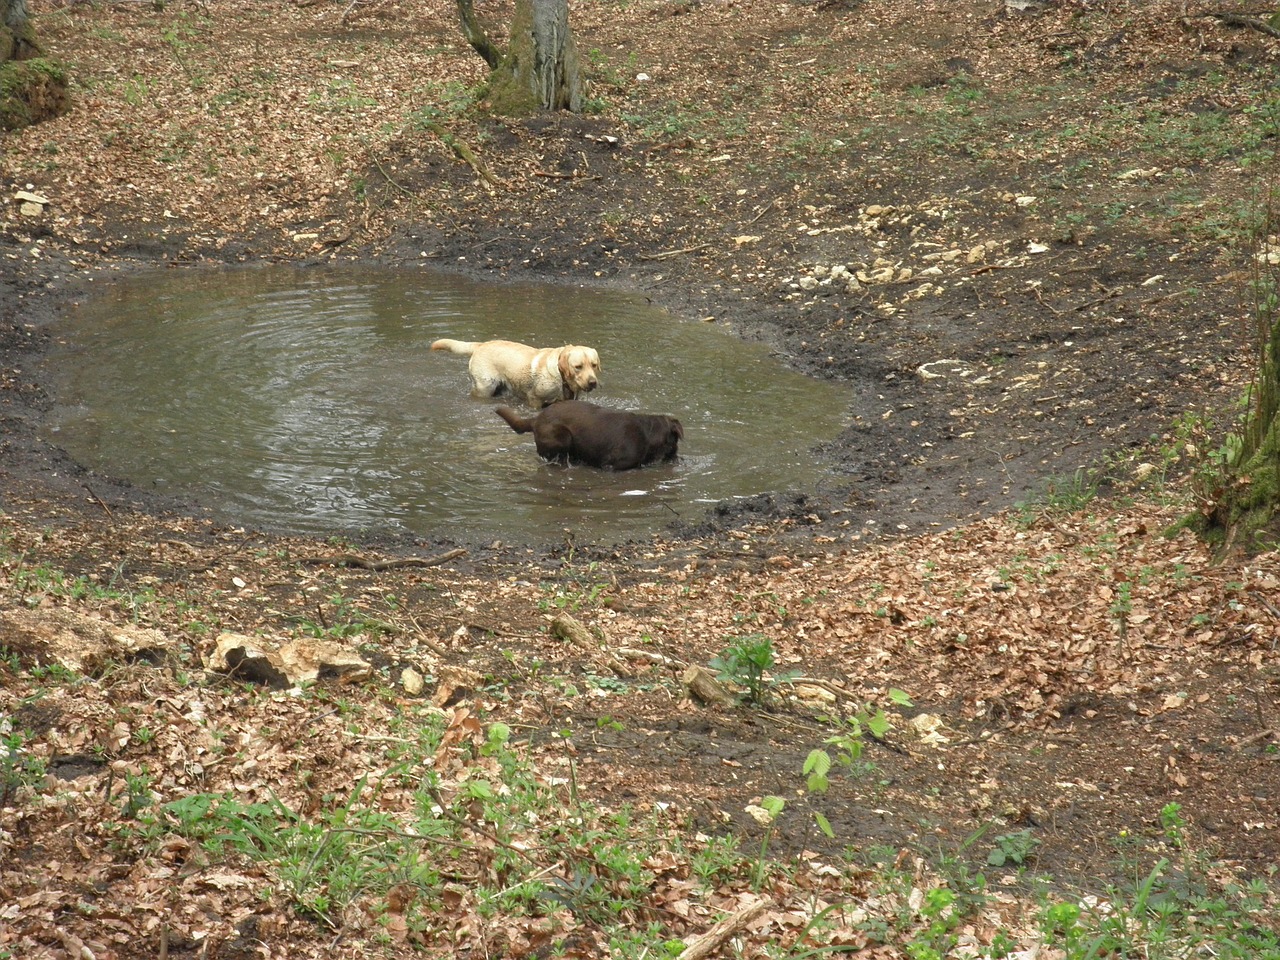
[300,548,467,570]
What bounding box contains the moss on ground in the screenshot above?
[0,57,69,131]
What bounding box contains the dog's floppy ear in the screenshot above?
[672,419,684,440]
[589,348,600,371]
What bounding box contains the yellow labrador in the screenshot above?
[431,338,601,408]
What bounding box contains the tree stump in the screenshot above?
[1,0,70,131]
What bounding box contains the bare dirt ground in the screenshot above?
[3,0,1280,956]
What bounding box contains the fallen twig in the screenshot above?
[1249,590,1280,620]
[1074,286,1122,313]
[400,608,454,659]
[1235,728,1278,751]
[340,0,370,24]
[744,199,779,227]
[83,484,114,520]
[552,612,634,677]
[968,262,1020,276]
[532,170,601,181]
[417,118,500,192]
[788,676,861,701]
[616,646,683,667]
[639,242,712,261]
[300,548,467,570]
[677,899,770,960]
[372,155,415,197]
[1201,11,1280,40]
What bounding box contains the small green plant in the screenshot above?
[536,581,608,612]
[1038,900,1086,954]
[906,886,960,959]
[406,79,477,127]
[1135,409,1240,511]
[310,77,378,113]
[0,725,46,806]
[805,691,911,837]
[161,17,204,82]
[608,924,684,959]
[117,768,155,819]
[121,709,685,934]
[294,593,387,640]
[479,720,510,757]
[806,694,910,794]
[709,633,797,705]
[122,75,155,107]
[584,674,629,695]
[1109,579,1134,638]
[987,829,1039,868]
[28,660,79,684]
[1015,467,1098,525]
[752,795,785,891]
[1159,801,1186,849]
[803,709,881,791]
[930,826,992,912]
[689,833,744,887]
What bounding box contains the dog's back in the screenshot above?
[497,400,681,470]
[434,339,599,408]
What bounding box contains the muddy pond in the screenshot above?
[43,266,851,543]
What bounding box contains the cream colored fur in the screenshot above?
[431,338,601,408]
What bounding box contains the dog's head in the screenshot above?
[558,346,601,397]
[653,417,683,461]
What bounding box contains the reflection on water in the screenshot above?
[43,266,850,542]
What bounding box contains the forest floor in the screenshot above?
[3,0,1280,957]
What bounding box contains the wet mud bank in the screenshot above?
[0,208,1248,559]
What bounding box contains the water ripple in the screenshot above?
[44,266,849,542]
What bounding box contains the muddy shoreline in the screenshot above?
[0,4,1259,555]
[1,222,1247,561]
[0,234,919,555]
[2,230,1249,568]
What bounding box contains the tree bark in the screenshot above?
[454,0,501,69]
[456,0,582,116]
[1219,328,1280,548]
[1205,233,1280,551]
[524,0,582,112]
[2,0,38,61]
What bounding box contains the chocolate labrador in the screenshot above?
[496,400,683,470]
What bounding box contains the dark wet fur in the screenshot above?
[496,400,683,470]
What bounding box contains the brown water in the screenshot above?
[43,265,850,543]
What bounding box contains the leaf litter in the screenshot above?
[4,0,1280,955]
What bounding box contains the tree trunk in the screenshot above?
[2,0,37,60]
[455,0,501,70]
[456,0,582,116]
[1206,232,1280,551]
[1218,321,1280,548]
[1,0,70,132]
